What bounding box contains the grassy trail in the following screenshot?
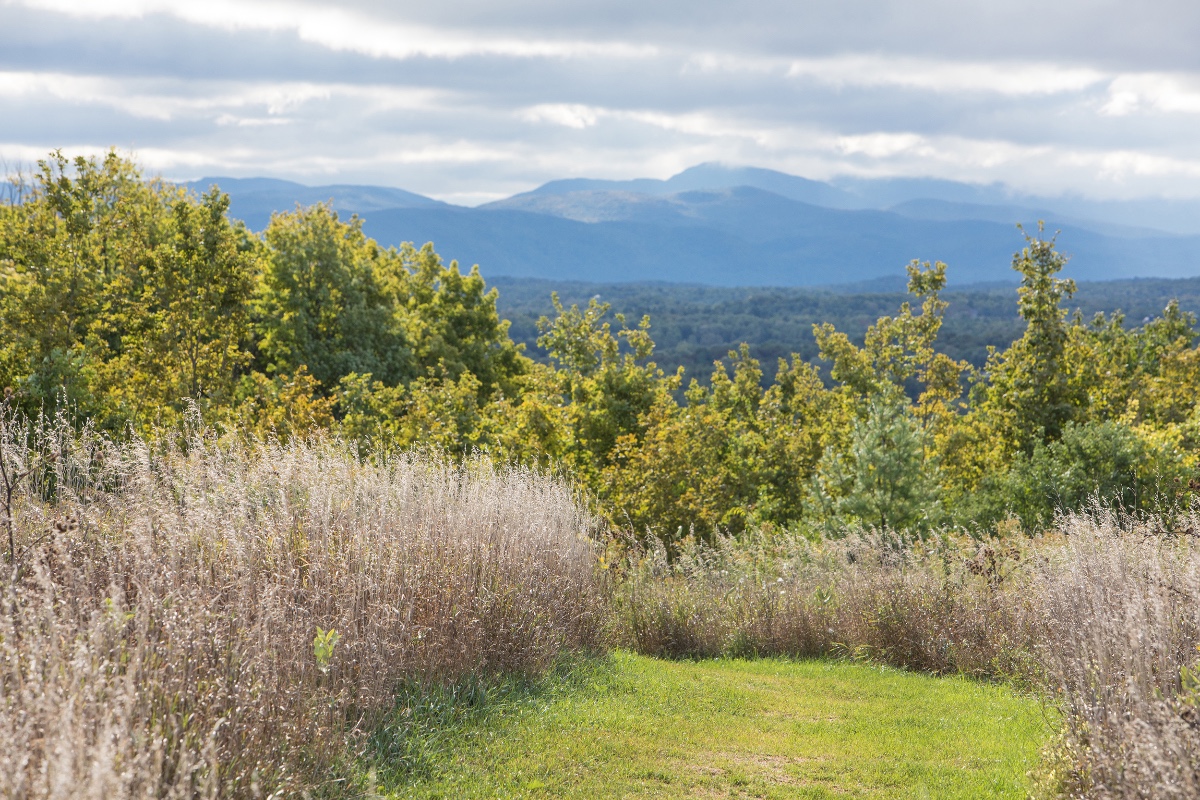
[383,652,1049,799]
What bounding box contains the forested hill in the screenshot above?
[7,152,1200,539]
[185,165,1200,287]
[493,276,1200,381]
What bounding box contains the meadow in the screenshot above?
[5,152,1200,798]
[3,411,1198,797]
[387,653,1047,799]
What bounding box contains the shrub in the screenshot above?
[809,396,944,535]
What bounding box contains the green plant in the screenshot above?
[810,396,943,534]
[313,627,340,675]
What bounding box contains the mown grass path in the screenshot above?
[386,652,1049,799]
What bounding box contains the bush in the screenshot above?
[613,528,1031,676]
[809,396,943,535]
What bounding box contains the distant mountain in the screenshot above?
[515,163,854,207]
[356,202,1200,287]
[181,176,443,231]
[831,175,1021,209]
[509,166,1200,237]
[188,166,1200,287]
[884,199,1174,239]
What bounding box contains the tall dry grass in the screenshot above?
[5,406,1198,799]
[614,514,1200,799]
[613,530,1035,676]
[0,415,603,798]
[1039,515,1200,798]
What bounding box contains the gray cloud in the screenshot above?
[2,0,1200,203]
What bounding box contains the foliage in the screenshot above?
[0,151,257,427]
[493,274,1200,380]
[4,150,1200,538]
[810,396,943,534]
[974,226,1080,454]
[255,203,410,389]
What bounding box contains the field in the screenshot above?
[5,164,1200,798]
[388,652,1048,799]
[4,404,1200,799]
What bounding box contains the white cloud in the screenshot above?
[5,0,657,61]
[679,53,1110,97]
[5,0,1200,203]
[792,56,1106,96]
[1081,149,1200,181]
[0,71,449,121]
[1100,74,1200,115]
[521,104,601,129]
[834,132,932,159]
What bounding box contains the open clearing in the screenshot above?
[386,652,1049,799]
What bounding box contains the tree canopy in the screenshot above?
[4,151,1199,537]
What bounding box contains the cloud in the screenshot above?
[6,0,657,61]
[1100,74,1200,115]
[0,71,347,120]
[685,53,1108,97]
[3,0,1200,203]
[521,104,601,129]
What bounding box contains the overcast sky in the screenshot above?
[3,0,1200,204]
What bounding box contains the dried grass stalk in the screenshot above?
[0,418,603,798]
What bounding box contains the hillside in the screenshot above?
[185,164,1200,287]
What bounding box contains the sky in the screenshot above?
[3,0,1200,205]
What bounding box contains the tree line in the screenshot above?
[493,274,1200,382]
[3,152,1199,537]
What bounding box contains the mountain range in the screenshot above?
[184,164,1200,287]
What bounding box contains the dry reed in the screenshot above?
[1036,515,1200,798]
[614,530,1034,676]
[0,415,603,798]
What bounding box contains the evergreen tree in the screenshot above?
[810,396,942,533]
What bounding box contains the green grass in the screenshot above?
[370,652,1050,799]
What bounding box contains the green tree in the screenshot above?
[86,187,256,426]
[814,260,962,405]
[0,151,257,428]
[1004,420,1147,528]
[0,151,154,416]
[976,226,1081,453]
[603,347,765,539]
[536,294,672,480]
[383,242,527,401]
[809,396,942,534]
[256,204,411,391]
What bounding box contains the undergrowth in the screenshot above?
[3,405,1198,798]
[0,411,603,798]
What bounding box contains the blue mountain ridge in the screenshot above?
[182,176,444,231]
[180,166,1200,287]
